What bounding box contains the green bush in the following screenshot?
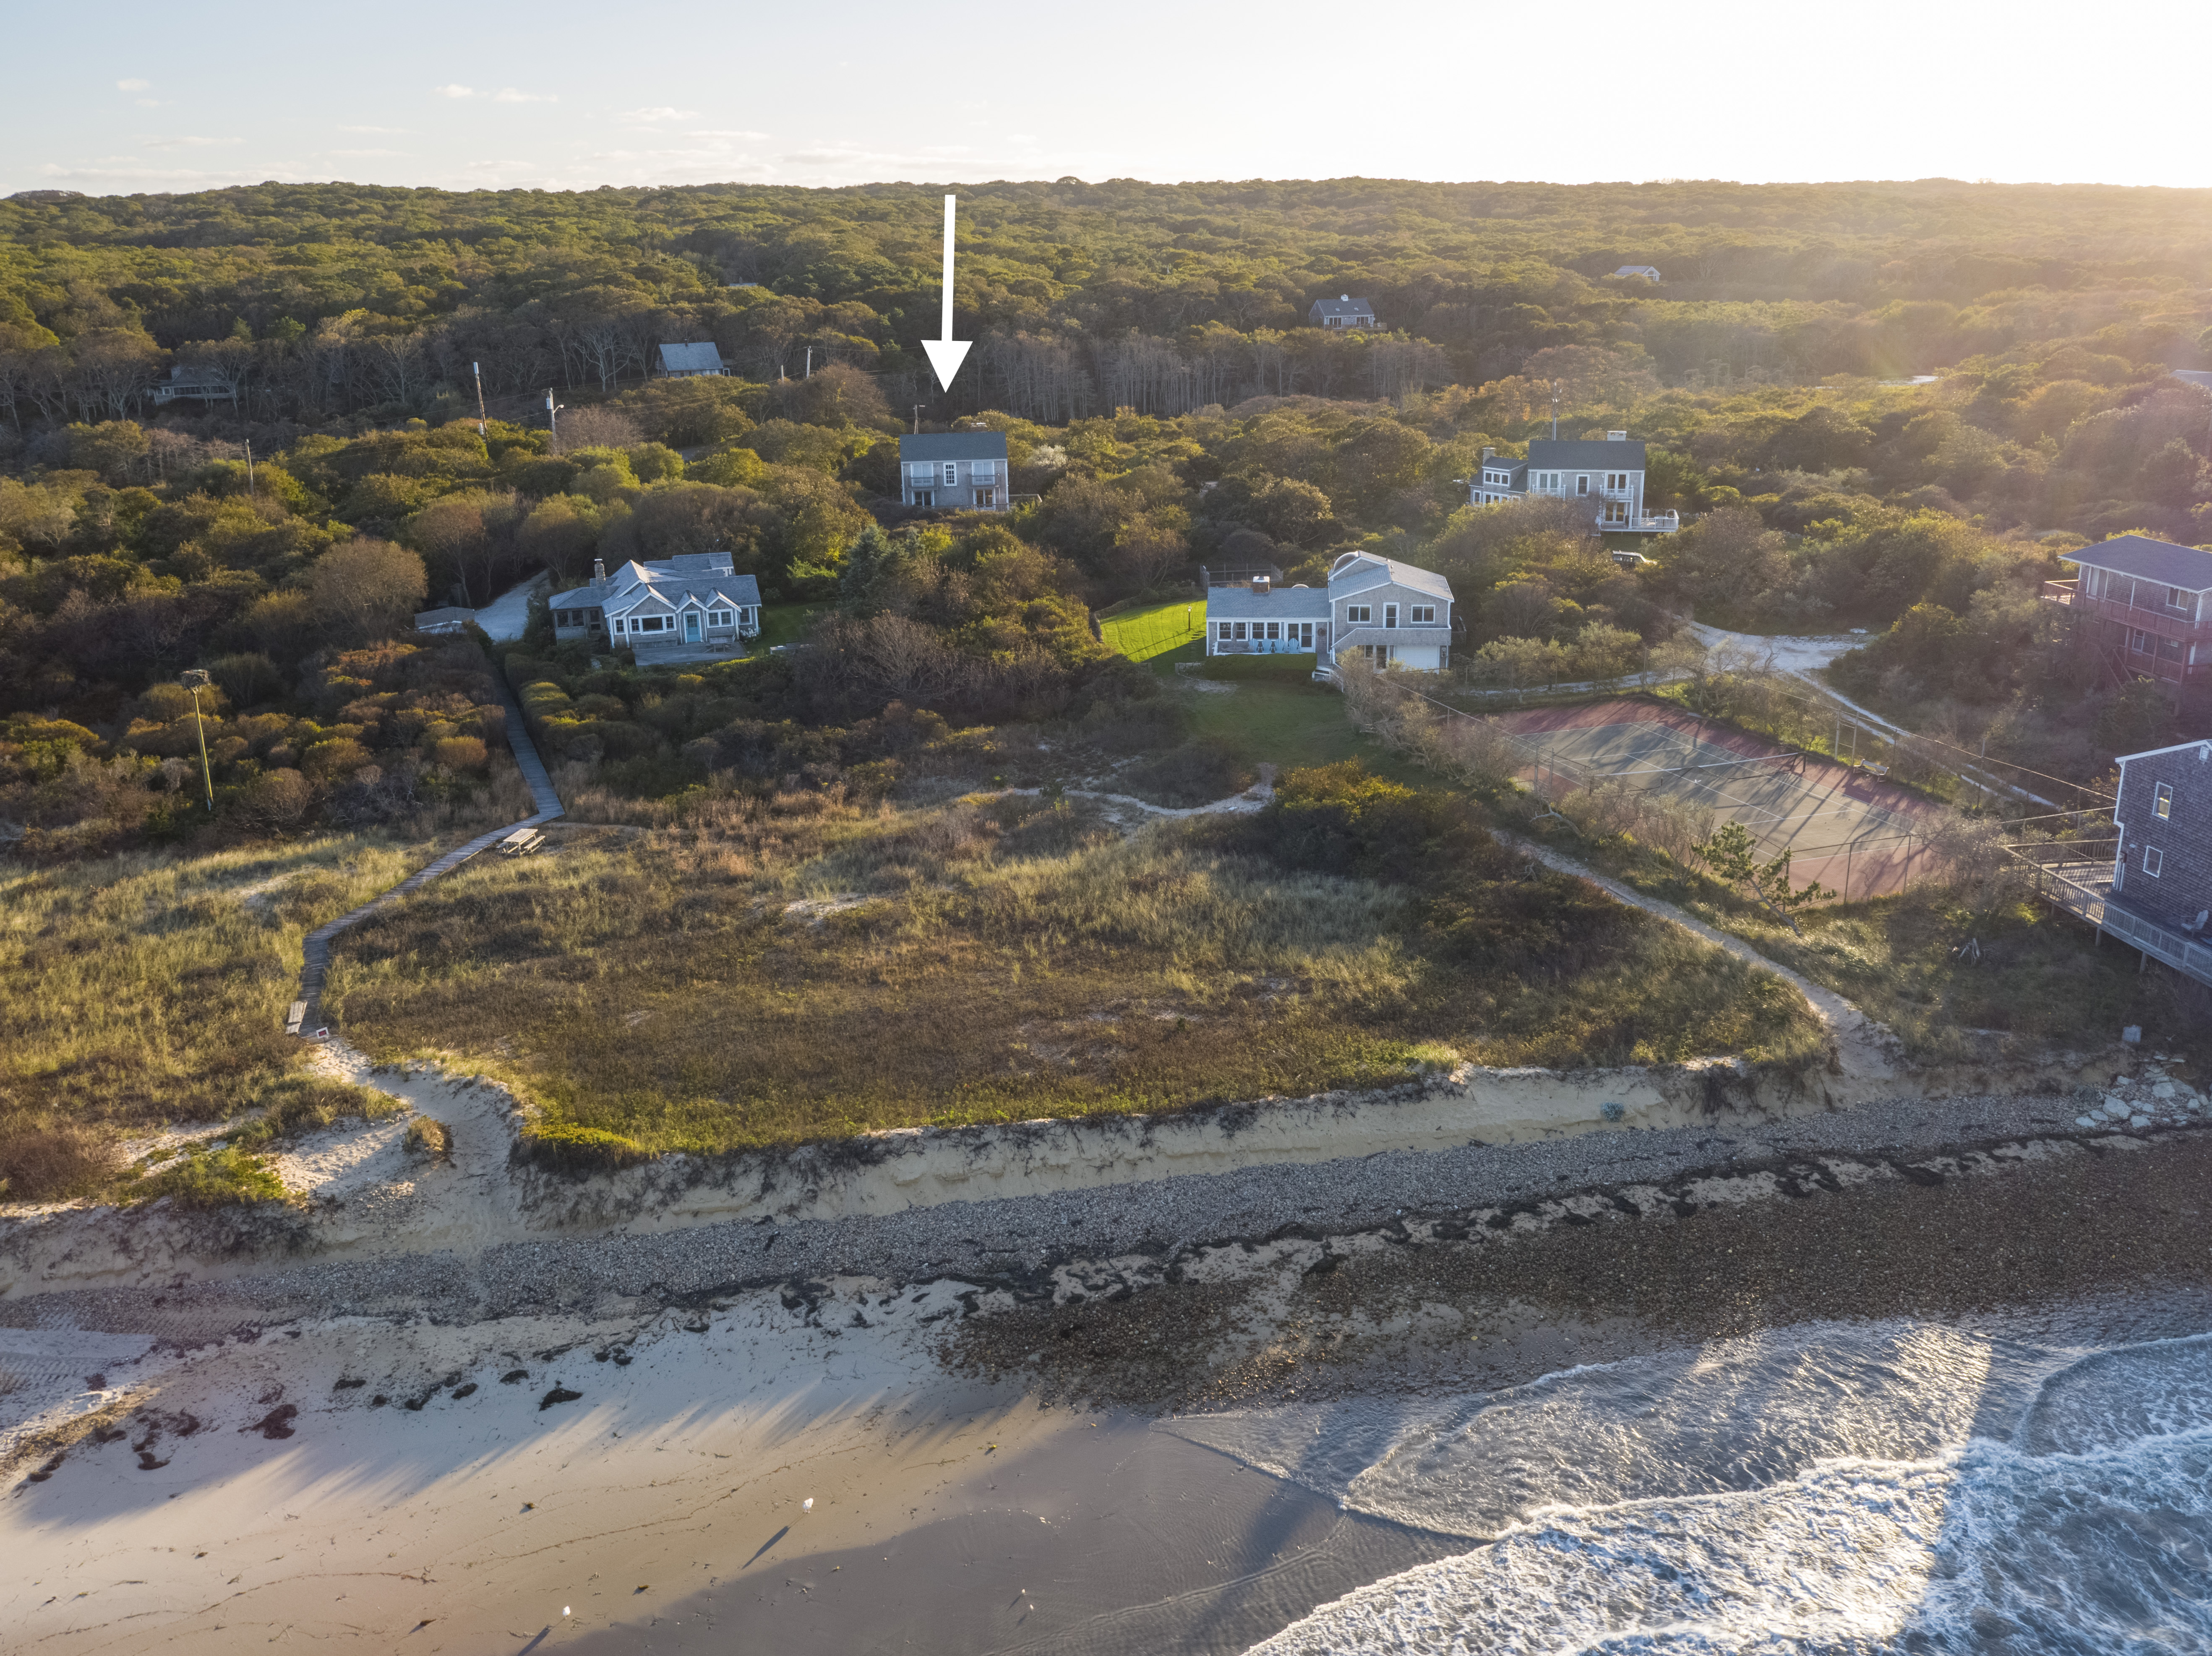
[125,1145,287,1208]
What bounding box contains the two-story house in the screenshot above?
[899,430,1008,511]
[1309,295,1377,329]
[2044,536,2212,700]
[1467,432,1679,544]
[1205,552,1454,671]
[2112,737,2212,939]
[548,553,761,656]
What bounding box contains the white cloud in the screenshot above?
[618,107,697,124]
[492,87,556,104]
[434,83,475,98]
[116,78,151,91]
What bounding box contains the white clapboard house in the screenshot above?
[548,554,761,656]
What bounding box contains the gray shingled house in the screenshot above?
[2046,536,2212,700]
[899,430,1008,511]
[1206,551,1454,671]
[547,553,760,656]
[1468,432,1679,544]
[1308,295,1377,329]
[657,342,728,377]
[2112,737,2212,942]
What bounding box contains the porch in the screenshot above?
[2008,843,2212,987]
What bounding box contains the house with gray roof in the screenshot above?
[1205,551,1455,672]
[1612,266,1662,283]
[547,553,761,658]
[899,430,1009,511]
[1308,295,1377,329]
[2047,535,2212,698]
[657,342,728,377]
[1468,431,1679,542]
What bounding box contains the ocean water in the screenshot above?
[1161,1323,2212,1654]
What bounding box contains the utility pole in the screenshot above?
[180,669,215,814]
[913,404,923,434]
[244,440,254,497]
[803,345,815,379]
[473,361,488,437]
[1550,382,1560,440]
[545,388,563,450]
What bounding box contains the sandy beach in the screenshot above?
[8,1056,2212,1653]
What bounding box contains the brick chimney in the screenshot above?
[592,558,606,587]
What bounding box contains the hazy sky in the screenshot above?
[8,0,2205,198]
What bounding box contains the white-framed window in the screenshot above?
[1576,474,1590,496]
[1347,604,1372,624]
[942,462,957,486]
[2144,845,2164,877]
[2131,629,2150,653]
[1265,622,1280,641]
[1606,471,1630,492]
[974,487,993,506]
[2154,782,2173,819]
[1233,622,1247,640]
[1217,621,1232,639]
[1410,604,1435,624]
[1384,603,1399,629]
[915,490,933,507]
[1534,471,1559,492]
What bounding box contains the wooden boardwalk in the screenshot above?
[295,671,563,1033]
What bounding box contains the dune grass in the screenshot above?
[326,788,1824,1157]
[0,836,430,1201]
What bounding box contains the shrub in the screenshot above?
[124,1144,287,1208]
[0,1122,125,1203]
[1117,738,1256,807]
[404,1117,452,1160]
[432,735,488,771]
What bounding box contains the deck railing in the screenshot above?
[2008,848,2212,987]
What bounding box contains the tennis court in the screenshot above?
[1100,596,1206,662]
[1496,700,1947,900]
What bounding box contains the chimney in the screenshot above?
[592,558,606,587]
[1607,431,1628,441]
[1252,575,1271,596]
[1482,446,1495,460]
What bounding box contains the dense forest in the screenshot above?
[4,177,2211,858]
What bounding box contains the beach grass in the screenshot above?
[324,786,1826,1158]
[0,836,428,1201]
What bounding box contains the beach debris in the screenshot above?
[1600,1101,1625,1122]
[451,1383,478,1398]
[2122,1025,2142,1044]
[802,1497,814,1510]
[563,1607,571,1617]
[539,1386,583,1411]
[244,1405,298,1440]
[501,1369,529,1383]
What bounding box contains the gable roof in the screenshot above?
[2170,369,2212,392]
[900,431,1007,462]
[1612,265,1661,279]
[1527,437,1647,469]
[1308,295,1375,318]
[2115,738,2212,768]
[658,341,725,373]
[1328,552,1453,603]
[548,551,756,612]
[2061,535,2212,592]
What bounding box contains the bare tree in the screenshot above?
[310,538,429,642]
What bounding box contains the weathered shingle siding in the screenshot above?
[2115,743,2212,927]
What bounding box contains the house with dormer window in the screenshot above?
[1205,551,1454,671]
[548,553,761,657]
[1468,432,1679,543]
[899,430,1009,511]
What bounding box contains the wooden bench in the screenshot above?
[498,827,546,858]
[284,1000,307,1036]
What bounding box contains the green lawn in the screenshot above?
[1101,596,1207,662]
[747,602,828,655]
[1146,642,1424,782]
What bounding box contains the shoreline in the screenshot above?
[7,1107,2212,1652]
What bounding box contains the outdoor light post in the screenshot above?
[180,669,215,813]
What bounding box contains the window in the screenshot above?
[974,487,994,506]
[942,462,957,486]
[1410,604,1435,624]
[1535,471,1560,492]
[1217,621,1232,639]
[1297,622,1313,647]
[1606,471,1630,492]
[1576,474,1590,496]
[914,490,933,508]
[2158,636,2185,660]
[2155,782,2173,820]
[2144,846,2164,878]
[1384,604,1399,629]
[2131,629,2150,654]
[1233,622,1247,640]
[1347,604,1372,624]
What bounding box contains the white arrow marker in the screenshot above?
[921,193,971,392]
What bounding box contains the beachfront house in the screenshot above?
[1467,432,1679,545]
[2044,535,2212,701]
[899,430,1009,511]
[2113,737,2212,939]
[547,553,761,656]
[1308,295,1377,329]
[1206,551,1454,671]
